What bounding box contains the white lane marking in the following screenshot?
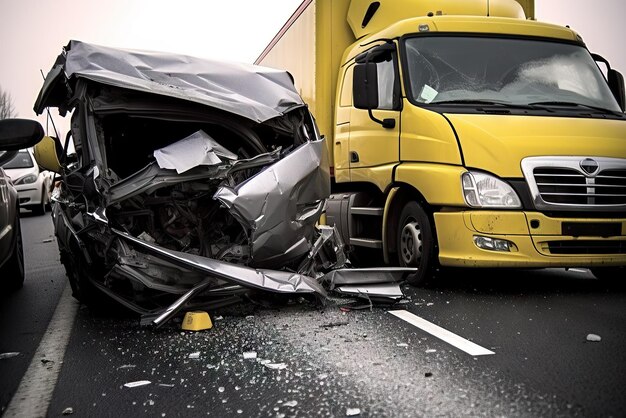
[388,310,495,356]
[4,283,79,418]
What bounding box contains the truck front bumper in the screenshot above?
[435,211,626,268]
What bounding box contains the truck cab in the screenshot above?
[257,0,626,284]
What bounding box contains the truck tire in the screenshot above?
[397,201,437,286]
[1,215,25,290]
[590,267,624,288]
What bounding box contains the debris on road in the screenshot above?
[182,311,213,331]
[117,364,136,369]
[319,321,349,328]
[346,407,361,416]
[188,352,201,359]
[62,407,74,415]
[264,362,288,370]
[586,334,602,342]
[0,352,20,360]
[243,351,257,359]
[123,380,152,388]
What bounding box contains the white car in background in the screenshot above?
[1,148,53,215]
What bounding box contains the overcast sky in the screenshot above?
[0,0,624,136]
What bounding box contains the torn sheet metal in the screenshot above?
[335,283,405,300]
[153,130,237,174]
[113,229,327,297]
[214,138,330,267]
[323,267,417,288]
[34,40,304,123]
[298,225,347,275]
[107,149,281,205]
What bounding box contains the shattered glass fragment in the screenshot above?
[124,380,152,388]
[0,352,20,360]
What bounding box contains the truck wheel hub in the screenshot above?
[400,221,422,265]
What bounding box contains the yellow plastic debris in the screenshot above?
[181,311,213,331]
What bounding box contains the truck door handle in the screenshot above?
[350,151,359,163]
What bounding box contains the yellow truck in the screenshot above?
[256,0,626,285]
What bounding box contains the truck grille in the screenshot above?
[548,240,626,255]
[521,157,626,212]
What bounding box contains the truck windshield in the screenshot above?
[403,36,621,112]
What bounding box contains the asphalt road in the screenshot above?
[1,213,625,417]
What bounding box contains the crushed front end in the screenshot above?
[35,40,412,326]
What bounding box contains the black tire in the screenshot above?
[590,267,624,287]
[61,244,118,313]
[61,247,98,304]
[396,201,437,286]
[32,189,46,216]
[1,215,25,290]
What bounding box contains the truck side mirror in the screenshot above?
[353,62,379,109]
[608,69,625,111]
[353,62,396,128]
[592,53,625,112]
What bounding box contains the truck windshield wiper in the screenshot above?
[431,99,535,109]
[528,101,623,116]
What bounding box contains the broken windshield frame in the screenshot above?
[401,35,622,115]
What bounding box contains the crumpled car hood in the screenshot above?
[34,39,304,123]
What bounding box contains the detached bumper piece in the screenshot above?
[111,228,415,328]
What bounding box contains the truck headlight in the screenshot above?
[15,174,37,185]
[462,171,521,208]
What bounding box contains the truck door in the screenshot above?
[349,43,401,183]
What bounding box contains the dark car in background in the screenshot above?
[0,119,45,290]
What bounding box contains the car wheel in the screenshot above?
[0,214,25,290]
[32,189,46,215]
[60,243,116,313]
[396,201,438,286]
[45,194,52,211]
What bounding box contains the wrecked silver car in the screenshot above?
[33,40,413,327]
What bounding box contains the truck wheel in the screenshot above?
[397,201,437,286]
[1,215,25,290]
[590,267,624,288]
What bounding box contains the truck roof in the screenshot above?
[343,15,582,63]
[347,0,534,39]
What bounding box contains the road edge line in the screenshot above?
[4,283,78,417]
